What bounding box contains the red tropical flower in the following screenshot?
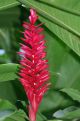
[18,9,50,121]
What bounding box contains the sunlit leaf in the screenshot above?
[53,106,80,119]
[61,88,80,102]
[0,0,19,11]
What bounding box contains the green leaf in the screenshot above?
[63,109,80,119]
[48,119,62,121]
[0,64,19,82]
[3,110,27,121]
[38,0,80,16]
[37,112,47,121]
[19,0,80,56]
[61,88,80,102]
[0,99,16,110]
[0,109,15,121]
[0,109,27,121]
[0,81,17,103]
[0,7,20,27]
[36,28,80,113]
[53,106,80,119]
[53,106,77,118]
[0,64,19,102]
[0,0,20,11]
[0,99,27,121]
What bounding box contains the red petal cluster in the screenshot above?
[18,9,50,121]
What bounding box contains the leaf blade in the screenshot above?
[0,0,20,11]
[53,106,80,119]
[0,99,27,121]
[0,64,19,82]
[61,88,80,102]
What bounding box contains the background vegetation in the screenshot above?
[0,0,80,121]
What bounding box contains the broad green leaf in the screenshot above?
[53,106,80,119]
[0,65,18,103]
[0,0,19,11]
[53,106,77,118]
[4,110,27,121]
[0,109,27,121]
[0,64,19,82]
[63,109,80,119]
[38,0,80,16]
[0,99,16,110]
[39,89,74,113]
[0,109,14,121]
[0,81,17,103]
[0,99,27,121]
[61,88,80,102]
[19,0,80,56]
[38,27,80,112]
[0,7,20,27]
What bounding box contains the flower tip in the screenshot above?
[29,8,38,24]
[30,8,36,16]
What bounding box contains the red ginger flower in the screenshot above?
[18,9,50,121]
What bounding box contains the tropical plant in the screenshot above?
[0,0,80,121]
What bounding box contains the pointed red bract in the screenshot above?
[18,9,50,121]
